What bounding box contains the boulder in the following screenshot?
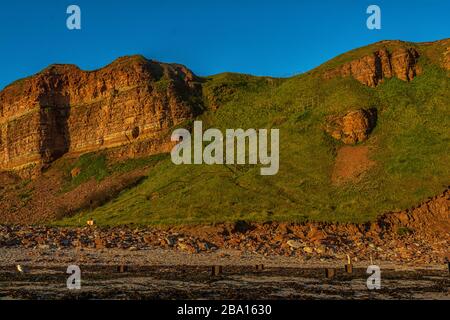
[286,240,302,249]
[325,108,377,144]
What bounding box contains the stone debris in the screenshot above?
[0,219,446,265]
[0,189,447,265]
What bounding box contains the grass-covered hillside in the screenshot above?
[55,40,450,226]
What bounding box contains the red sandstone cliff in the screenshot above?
[0,55,202,177]
[321,39,450,87]
[322,46,422,87]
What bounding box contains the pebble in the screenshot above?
[315,246,326,254]
[286,240,302,249]
[303,247,314,254]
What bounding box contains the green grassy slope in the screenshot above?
[56,41,450,226]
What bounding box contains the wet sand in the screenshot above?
[0,248,449,300]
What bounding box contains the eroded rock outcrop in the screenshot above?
[323,47,422,87]
[325,108,377,144]
[0,56,202,177]
[444,46,450,70]
[377,188,450,235]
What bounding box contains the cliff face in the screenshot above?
[0,56,202,177]
[323,47,422,87]
[1,40,448,179]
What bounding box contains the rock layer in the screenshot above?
[0,56,202,178]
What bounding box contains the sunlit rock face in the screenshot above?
[323,46,422,87]
[0,56,202,178]
[325,108,378,145]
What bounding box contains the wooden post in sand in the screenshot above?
[345,254,353,274]
[325,268,336,279]
[211,266,223,276]
[117,265,129,273]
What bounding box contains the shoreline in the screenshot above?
[1,247,448,300]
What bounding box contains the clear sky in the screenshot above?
[0,0,449,89]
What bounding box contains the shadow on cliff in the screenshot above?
[38,93,71,167]
[147,60,205,116]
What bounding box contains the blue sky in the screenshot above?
[0,0,449,89]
